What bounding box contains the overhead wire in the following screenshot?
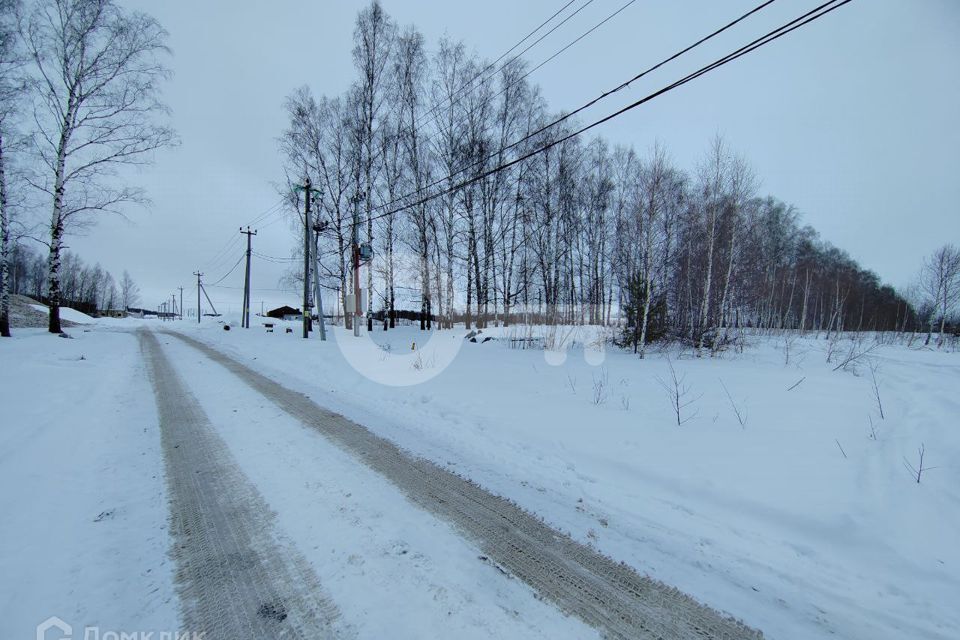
[413,0,595,132]
[253,251,298,263]
[208,252,246,286]
[203,233,242,268]
[445,0,638,138]
[244,197,287,227]
[375,0,778,215]
[369,0,850,224]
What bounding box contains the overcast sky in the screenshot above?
[68,0,960,313]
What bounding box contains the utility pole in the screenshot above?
[313,220,328,341]
[193,271,203,323]
[240,226,257,328]
[171,293,177,320]
[351,192,364,337]
[178,287,184,320]
[302,177,312,339]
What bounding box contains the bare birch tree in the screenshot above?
[352,1,394,331]
[119,268,138,309]
[694,136,730,354]
[0,0,25,337]
[921,244,960,347]
[23,0,174,333]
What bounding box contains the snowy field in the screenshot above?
[1,312,958,639]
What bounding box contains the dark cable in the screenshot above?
[376,0,777,214]
[373,0,852,222]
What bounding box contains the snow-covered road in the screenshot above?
[159,329,761,639]
[139,330,341,639]
[149,328,605,639]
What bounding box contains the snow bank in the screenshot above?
[29,303,96,324]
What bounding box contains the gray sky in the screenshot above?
[69,0,960,312]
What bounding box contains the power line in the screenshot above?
[375,0,778,216]
[509,0,775,147]
[209,252,246,286]
[415,0,640,147]
[414,0,594,132]
[244,197,287,228]
[200,198,289,273]
[253,251,298,263]
[480,0,639,121]
[370,0,850,224]
[474,0,580,73]
[207,284,299,292]
[203,233,242,269]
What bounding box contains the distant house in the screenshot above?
[127,307,153,318]
[103,309,128,318]
[266,305,302,321]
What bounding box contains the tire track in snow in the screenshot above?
[140,330,342,639]
[165,330,764,640]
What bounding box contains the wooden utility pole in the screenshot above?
[302,178,312,339]
[193,271,202,323]
[240,226,257,328]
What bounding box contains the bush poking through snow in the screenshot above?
[719,378,747,428]
[782,331,800,366]
[903,444,936,483]
[832,334,879,373]
[656,357,701,426]
[591,368,609,406]
[869,360,885,420]
[412,352,436,371]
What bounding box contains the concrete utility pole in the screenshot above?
[313,220,327,341]
[351,192,364,337]
[240,226,257,328]
[178,287,184,320]
[193,271,203,323]
[302,178,312,339]
[171,293,177,319]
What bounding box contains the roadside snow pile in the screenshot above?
[173,320,959,640]
[29,303,96,324]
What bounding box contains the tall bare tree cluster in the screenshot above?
[918,244,960,347]
[3,241,137,313]
[280,3,918,352]
[0,0,173,336]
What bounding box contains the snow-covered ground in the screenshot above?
[168,316,960,639]
[0,327,179,638]
[1,314,957,639]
